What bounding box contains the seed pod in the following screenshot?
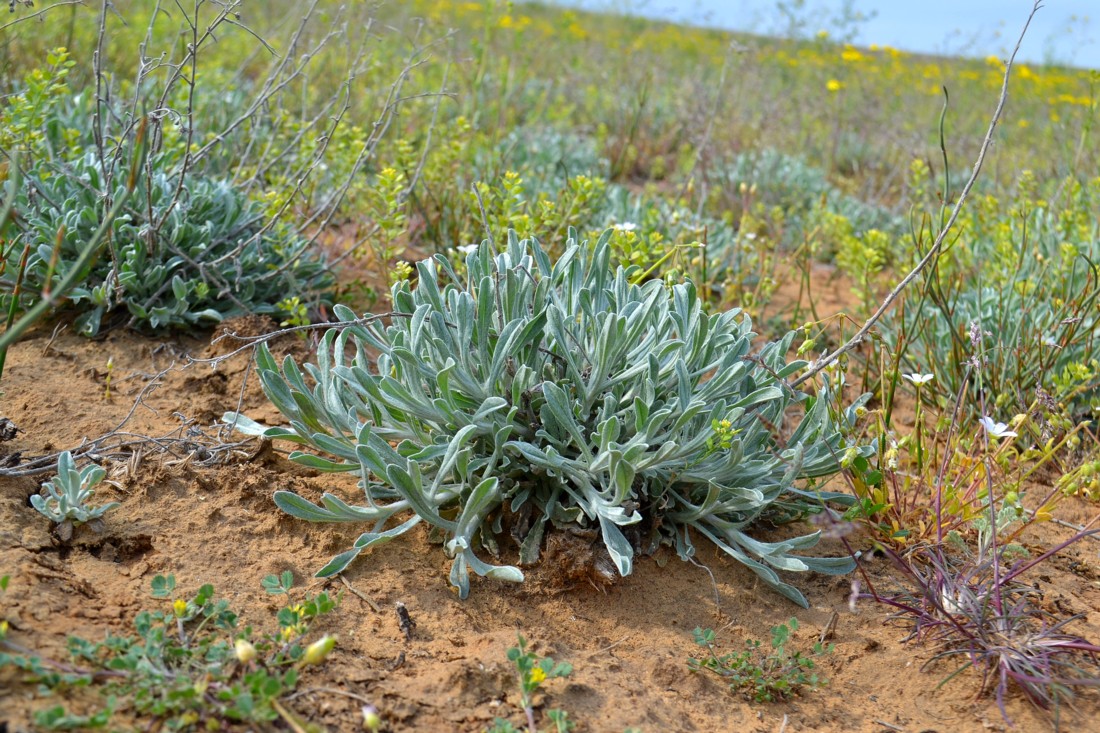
[303,635,336,666]
[235,638,257,664]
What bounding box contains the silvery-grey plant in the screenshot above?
[31,451,118,540]
[9,151,332,337]
[227,229,868,606]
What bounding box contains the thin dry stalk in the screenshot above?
[790,1,1043,390]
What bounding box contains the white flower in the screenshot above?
[457,243,479,255]
[980,416,1018,439]
[848,579,861,614]
[361,705,382,731]
[613,222,637,232]
[903,373,934,386]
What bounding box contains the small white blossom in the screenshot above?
[903,373,934,386]
[457,243,479,255]
[613,222,638,232]
[361,705,382,731]
[980,416,1018,439]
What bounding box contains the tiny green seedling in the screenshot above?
[0,574,9,641]
[688,618,831,702]
[262,570,296,595]
[30,450,118,541]
[103,355,114,400]
[488,634,574,733]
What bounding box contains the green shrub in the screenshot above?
[0,44,334,338]
[713,149,902,249]
[689,619,831,702]
[501,126,607,184]
[9,150,332,336]
[891,178,1100,421]
[228,230,867,606]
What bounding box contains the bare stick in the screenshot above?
[789,2,1042,390]
[189,0,322,164]
[679,40,740,212]
[0,0,84,34]
[0,347,256,478]
[338,575,381,613]
[189,311,405,368]
[284,686,374,705]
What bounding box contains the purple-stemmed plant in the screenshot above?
[837,322,1100,726]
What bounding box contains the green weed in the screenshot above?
[0,574,341,731]
[487,633,574,733]
[688,619,831,702]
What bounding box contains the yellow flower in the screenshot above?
[826,79,843,93]
[529,666,547,684]
[173,599,188,618]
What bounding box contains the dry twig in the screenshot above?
[789,1,1042,390]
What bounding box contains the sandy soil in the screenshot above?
[2,275,1100,732]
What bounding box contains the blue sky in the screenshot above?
[545,1,1099,69]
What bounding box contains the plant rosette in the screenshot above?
[227,229,869,606]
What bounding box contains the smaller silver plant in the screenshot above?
[31,451,117,540]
